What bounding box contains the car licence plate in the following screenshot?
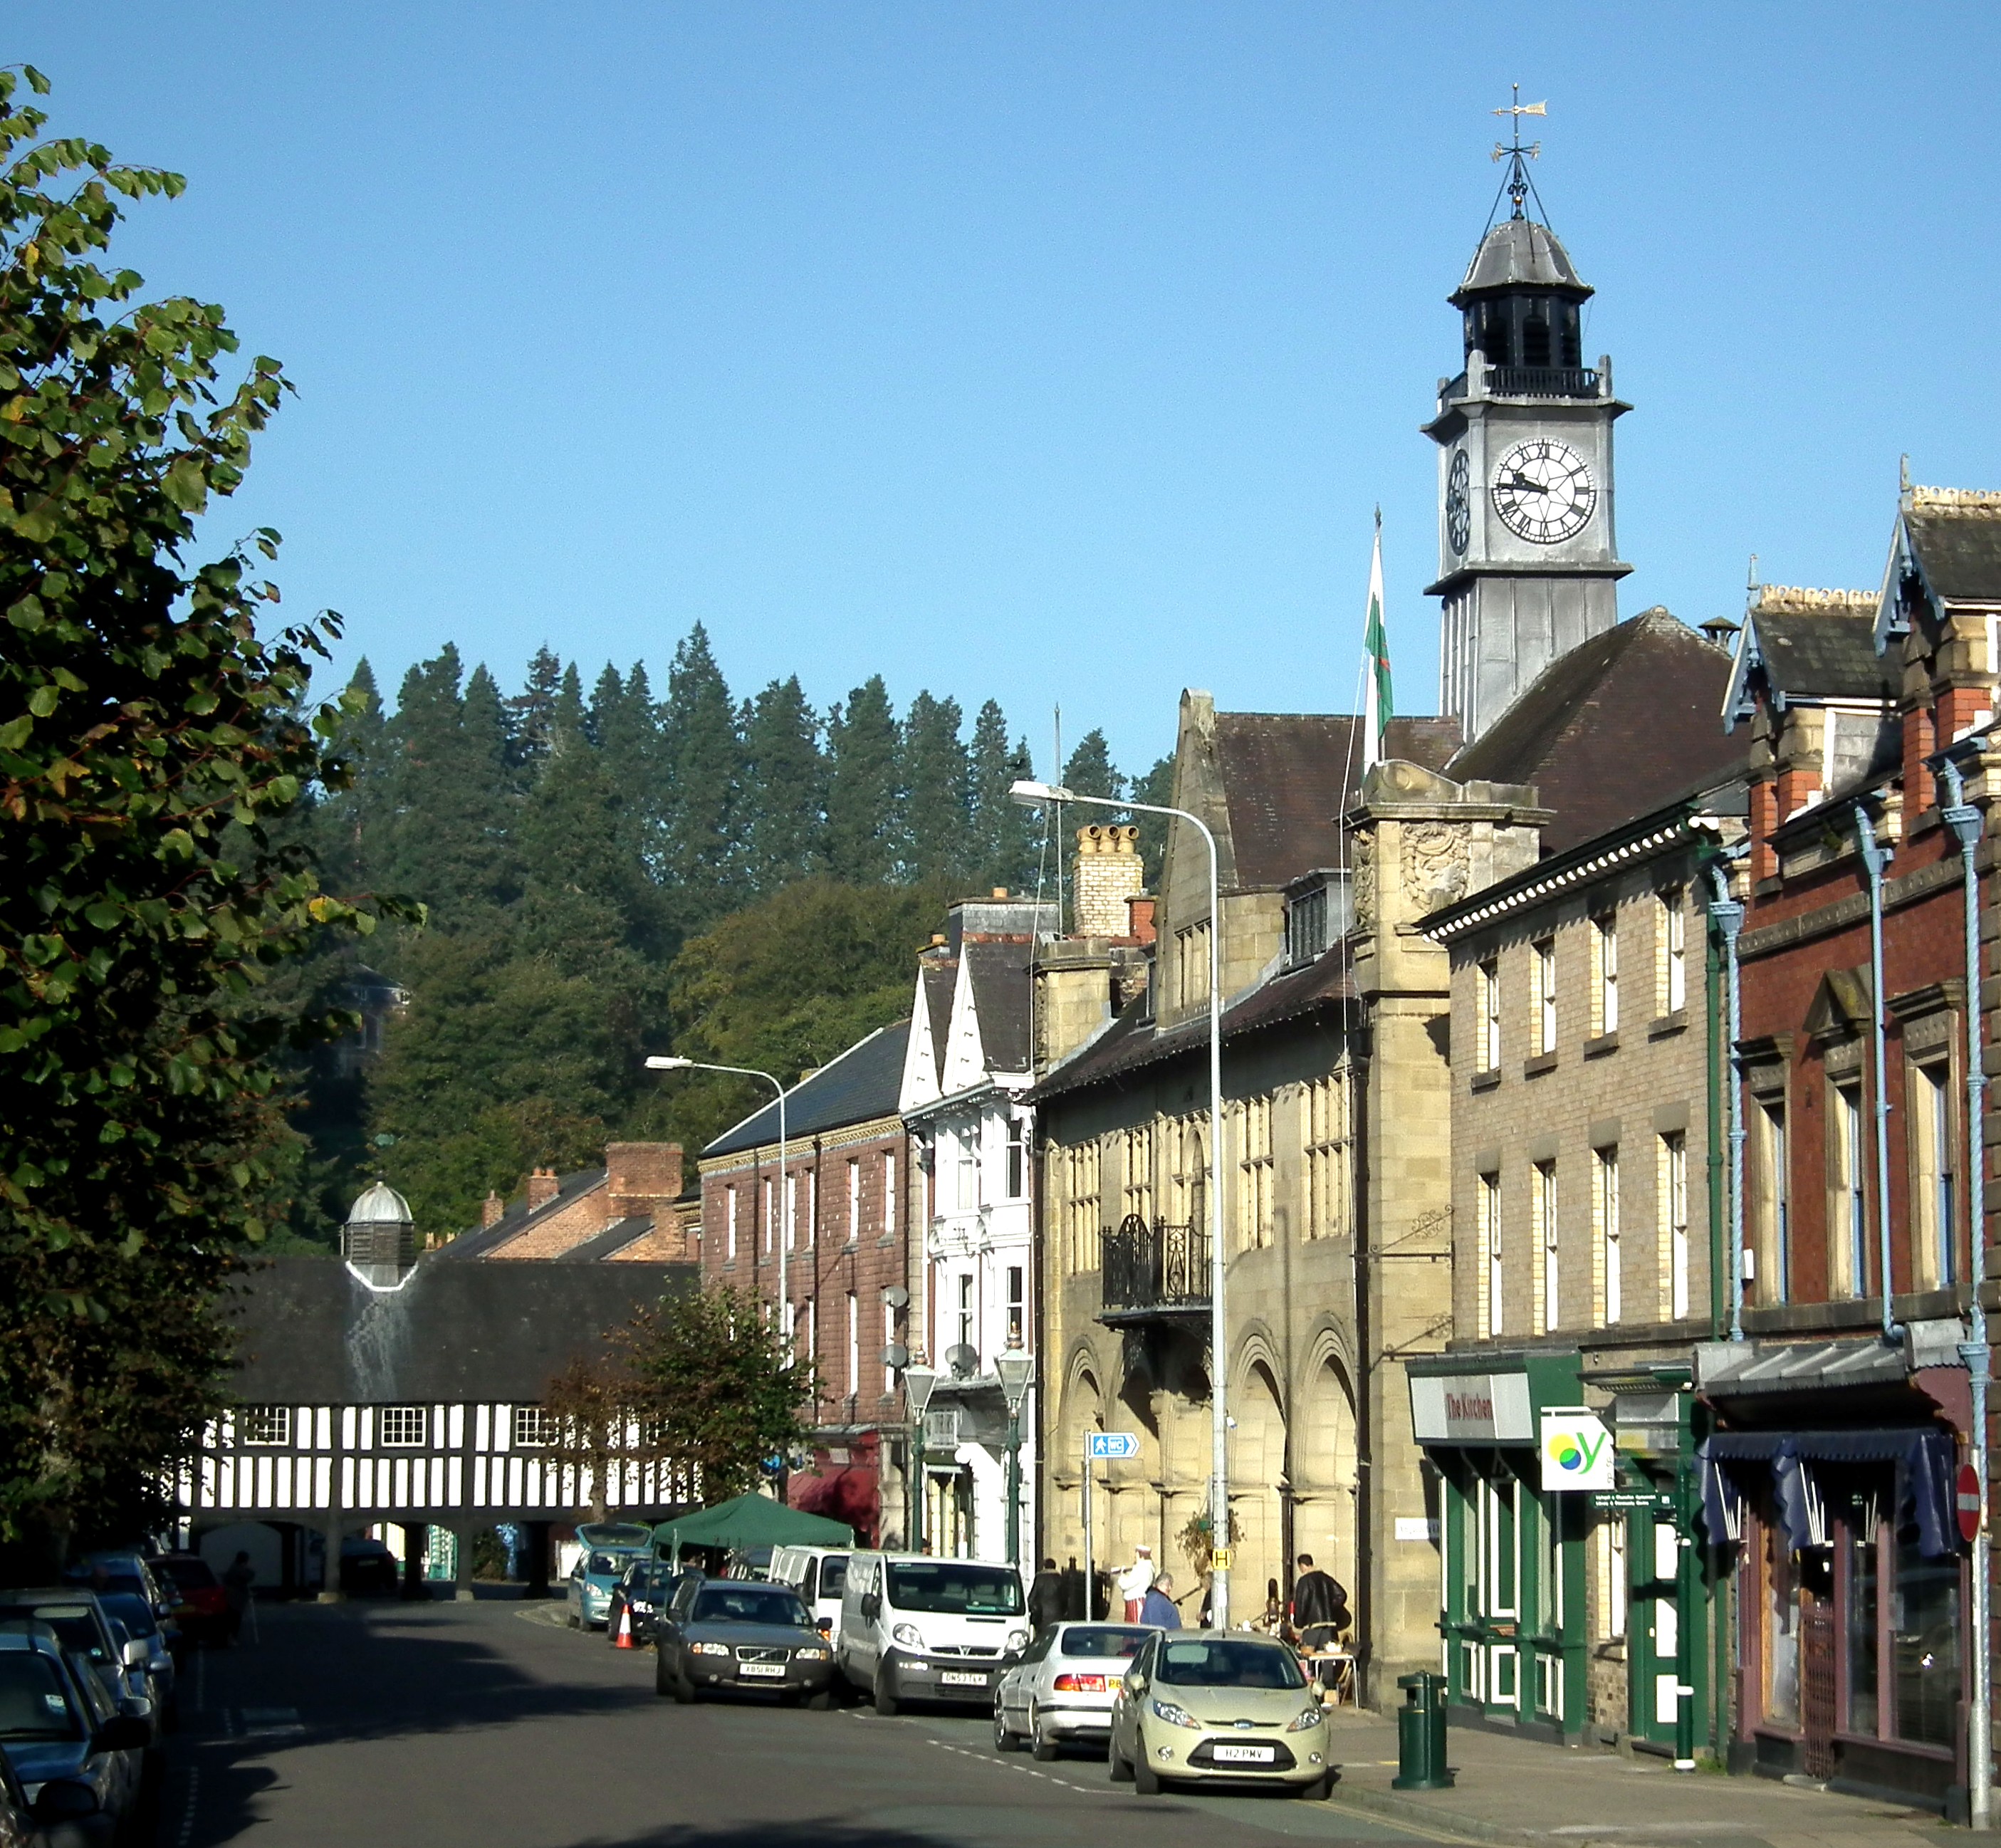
[738,1663,787,1678]
[939,1671,986,1686]
[1211,1743,1275,1764]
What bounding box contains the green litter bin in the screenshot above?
[1391,1671,1453,1790]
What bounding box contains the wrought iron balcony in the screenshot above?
[1100,1214,1211,1321]
[1488,365,1599,398]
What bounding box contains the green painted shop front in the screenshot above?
[1411,1352,1715,1754]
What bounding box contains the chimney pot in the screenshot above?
[1072,825,1145,936]
[481,1190,505,1229]
[525,1167,560,1211]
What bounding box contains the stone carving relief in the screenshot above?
[1400,823,1468,914]
[1350,830,1376,931]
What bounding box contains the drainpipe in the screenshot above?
[1705,857,1747,1343]
[1938,755,1992,1832]
[1851,809,1903,1347]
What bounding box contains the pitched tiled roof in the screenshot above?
[1749,599,1891,703]
[964,941,1032,1074]
[225,1256,694,1404]
[1029,945,1357,1103]
[1907,505,2001,603]
[704,1020,910,1157]
[441,1167,606,1259]
[1447,607,1745,855]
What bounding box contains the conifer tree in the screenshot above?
[1132,753,1176,887]
[506,645,563,777]
[1062,728,1126,805]
[824,677,900,885]
[899,691,970,884]
[966,699,1036,894]
[659,624,743,930]
[553,661,586,740]
[741,677,827,894]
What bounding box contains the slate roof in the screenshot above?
[703,1019,910,1158]
[438,1167,607,1260]
[1029,944,1357,1104]
[1907,506,2001,603]
[964,941,1031,1075]
[921,965,955,1082]
[1453,217,1590,302]
[1749,607,1891,703]
[1447,607,1745,855]
[223,1256,694,1404]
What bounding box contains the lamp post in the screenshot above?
[1010,777,1232,1629]
[902,1356,939,1554]
[645,1056,791,1362]
[995,1340,1035,1567]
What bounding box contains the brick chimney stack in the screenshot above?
[1072,825,1144,937]
[525,1168,560,1211]
[481,1191,506,1228]
[606,1142,684,1220]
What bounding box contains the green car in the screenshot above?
[565,1523,654,1631]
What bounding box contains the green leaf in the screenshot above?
[27,684,58,717]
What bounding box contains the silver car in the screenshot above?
[993,1622,1158,1758]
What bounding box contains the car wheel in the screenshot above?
[993,1706,1015,1752]
[672,1658,697,1706]
[1030,1706,1058,1762]
[654,1655,672,1698]
[1297,1770,1334,1801]
[806,1688,832,1711]
[1108,1741,1134,1783]
[1133,1753,1163,1796]
[873,1670,898,1717]
[567,1609,580,1629]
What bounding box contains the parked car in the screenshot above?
[837,1553,1028,1716]
[338,1536,399,1597]
[653,1578,832,1707]
[95,1599,175,1733]
[994,1621,1156,1758]
[0,1594,152,1735]
[605,1561,679,1646]
[0,1629,150,1844]
[58,1555,167,1622]
[768,1546,850,1641]
[0,1740,90,1848]
[151,1556,228,1646]
[1107,1631,1331,1799]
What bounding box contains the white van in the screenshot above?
[768,1545,851,1641]
[837,1552,1029,1713]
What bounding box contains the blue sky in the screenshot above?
[22,5,2001,775]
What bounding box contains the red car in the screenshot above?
[155,1553,229,1644]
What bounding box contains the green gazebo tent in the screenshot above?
[652,1491,854,1562]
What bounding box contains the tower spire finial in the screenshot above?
[1490,84,1547,220]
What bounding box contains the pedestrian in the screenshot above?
[1289,1552,1350,1649]
[1028,1556,1066,1634]
[222,1550,256,1644]
[1114,1543,1154,1623]
[1139,1570,1181,1629]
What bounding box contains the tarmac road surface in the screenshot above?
[157,1594,1451,1848]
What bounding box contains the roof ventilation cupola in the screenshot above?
[344,1179,418,1290]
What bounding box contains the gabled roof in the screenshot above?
[963,940,1031,1075]
[1448,607,1745,855]
[1029,943,1357,1105]
[921,964,955,1082]
[703,1020,910,1158]
[1725,585,1895,727]
[442,1167,606,1260]
[1877,486,2001,649]
[1207,713,1458,892]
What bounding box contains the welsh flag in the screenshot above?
[1361,517,1393,771]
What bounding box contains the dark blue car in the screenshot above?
[0,1632,147,1845]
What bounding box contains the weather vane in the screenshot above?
[1490,83,1547,220]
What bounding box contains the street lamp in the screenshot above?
[1010,777,1232,1629]
[645,1055,793,1366]
[995,1340,1035,1567]
[902,1355,939,1554]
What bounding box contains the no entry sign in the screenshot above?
[1958,1463,1982,1545]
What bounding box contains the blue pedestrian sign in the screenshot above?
[1088,1431,1141,1461]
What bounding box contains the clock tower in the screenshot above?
[1424,177,1631,743]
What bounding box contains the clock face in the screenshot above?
[1445,449,1471,555]
[1490,438,1596,545]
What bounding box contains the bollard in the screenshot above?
[1391,1671,1454,1790]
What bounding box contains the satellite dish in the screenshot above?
[946,1343,978,1379]
[881,1285,910,1309]
[880,1343,910,1371]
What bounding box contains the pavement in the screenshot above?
[152,1595,1990,1848]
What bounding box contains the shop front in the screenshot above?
[1410,1353,1591,1742]
[1695,1337,1973,1814]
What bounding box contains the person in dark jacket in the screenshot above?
[1138,1571,1181,1629]
[1028,1557,1067,1634]
[1290,1554,1350,1645]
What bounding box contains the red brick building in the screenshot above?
[1707,491,2001,1813]
[696,1023,919,1546]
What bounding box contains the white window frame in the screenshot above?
[1597,1146,1621,1327]
[511,1405,555,1449]
[847,1157,861,1243]
[1662,1131,1689,1320]
[725,1182,738,1262]
[846,1293,859,1397]
[240,1406,291,1448]
[1005,1264,1025,1345]
[1478,1170,1503,1339]
[1594,915,1619,1035]
[1478,956,1501,1072]
[379,1405,427,1448]
[1535,1159,1559,1333]
[1661,888,1686,1016]
[1534,939,1557,1055]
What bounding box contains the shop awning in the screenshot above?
[1698,1426,1958,1558]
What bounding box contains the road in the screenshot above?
[158,1594,1448,1848]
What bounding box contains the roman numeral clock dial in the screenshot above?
[1489,438,1595,545]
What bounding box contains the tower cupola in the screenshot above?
[1451,216,1592,377]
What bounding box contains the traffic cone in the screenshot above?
[615,1605,634,1649]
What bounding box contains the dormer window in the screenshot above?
[1283,870,1352,969]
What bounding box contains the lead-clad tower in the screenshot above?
[1425,148,1630,743]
